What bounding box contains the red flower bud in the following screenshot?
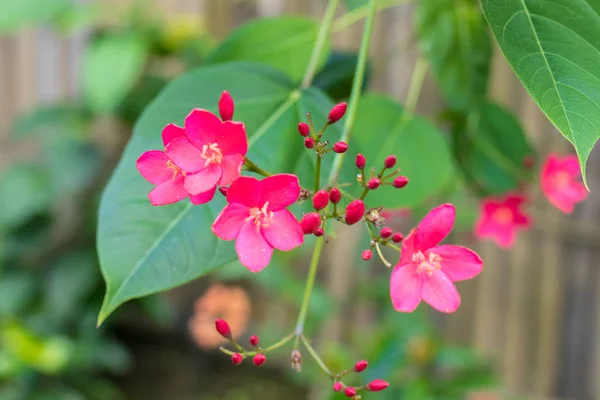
[329,188,342,204]
[392,232,403,243]
[367,177,381,190]
[314,227,324,237]
[345,200,365,225]
[218,90,234,121]
[215,319,231,339]
[253,353,267,366]
[304,137,315,149]
[300,212,321,235]
[231,353,243,365]
[393,176,409,188]
[218,187,229,197]
[365,379,389,392]
[333,382,343,392]
[354,360,368,372]
[356,153,366,169]
[328,102,347,123]
[380,227,393,239]
[312,189,329,211]
[384,155,397,168]
[523,155,535,169]
[333,141,348,153]
[249,335,260,347]
[298,122,310,137]
[361,250,372,261]
[344,387,356,397]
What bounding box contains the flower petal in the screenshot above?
[189,185,217,205]
[432,245,483,282]
[259,174,300,211]
[235,220,274,272]
[137,150,172,184]
[184,164,222,195]
[216,121,248,155]
[212,203,250,240]
[162,123,186,147]
[185,109,221,148]
[165,137,207,173]
[415,203,455,250]
[390,263,422,312]
[219,154,244,186]
[561,154,581,176]
[262,210,303,251]
[398,229,417,266]
[148,176,188,205]
[227,176,261,207]
[421,270,460,313]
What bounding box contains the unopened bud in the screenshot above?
[314,227,324,237]
[361,250,372,261]
[249,335,260,347]
[231,353,243,365]
[367,177,381,189]
[218,187,229,197]
[218,91,234,121]
[344,387,357,397]
[300,212,321,235]
[333,141,348,153]
[291,349,302,372]
[356,153,366,169]
[523,155,535,169]
[333,382,343,392]
[329,188,342,204]
[328,102,347,123]
[253,353,267,366]
[365,379,389,392]
[354,360,368,372]
[380,227,393,239]
[392,176,409,188]
[384,155,397,168]
[345,200,365,225]
[298,122,310,137]
[215,319,231,339]
[304,137,315,149]
[392,232,403,243]
[312,189,329,211]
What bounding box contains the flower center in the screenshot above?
[246,202,274,229]
[492,206,512,225]
[552,171,570,188]
[413,251,442,277]
[166,160,185,179]
[201,143,223,167]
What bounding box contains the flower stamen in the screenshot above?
[413,251,442,277]
[201,143,224,167]
[246,201,273,228]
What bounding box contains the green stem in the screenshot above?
[244,158,271,177]
[301,334,333,377]
[332,0,411,31]
[404,57,427,117]
[315,155,322,192]
[301,0,340,88]
[326,0,377,187]
[219,332,295,356]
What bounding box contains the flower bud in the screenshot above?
[384,155,397,168]
[354,360,368,372]
[314,227,324,237]
[523,155,535,169]
[365,379,389,392]
[333,141,348,153]
[249,335,260,347]
[291,349,302,372]
[329,188,342,204]
[333,382,343,392]
[218,90,234,121]
[304,137,315,149]
[355,153,366,169]
[298,122,310,137]
[328,102,347,123]
[380,227,393,239]
[361,250,372,261]
[312,189,329,211]
[218,187,229,197]
[392,176,409,188]
[367,177,381,190]
[231,353,243,365]
[253,353,267,366]
[300,212,321,235]
[344,387,357,397]
[392,232,403,243]
[345,200,365,225]
[215,319,231,339]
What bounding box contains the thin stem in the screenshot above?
[326,0,377,187]
[332,0,412,32]
[315,155,322,192]
[219,332,295,356]
[301,0,340,88]
[404,57,427,117]
[359,187,369,200]
[301,334,334,377]
[375,242,392,267]
[244,158,271,177]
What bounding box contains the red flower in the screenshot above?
[365,379,389,392]
[218,90,234,121]
[391,204,483,313]
[211,175,304,272]
[475,193,531,248]
[328,102,347,123]
[541,153,587,214]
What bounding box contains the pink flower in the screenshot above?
[541,153,587,214]
[474,193,531,248]
[390,204,483,313]
[211,174,304,272]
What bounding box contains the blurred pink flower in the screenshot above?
[541,153,587,214]
[475,193,531,248]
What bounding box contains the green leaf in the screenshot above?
[417,0,491,111]
[313,51,371,101]
[481,0,600,185]
[97,62,348,324]
[352,94,454,208]
[206,17,329,82]
[82,33,148,114]
[0,0,69,33]
[343,0,369,10]
[11,103,90,140]
[0,272,35,317]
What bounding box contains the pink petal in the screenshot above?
[262,210,304,251]
[219,154,244,186]
[216,121,248,156]
[137,150,172,184]
[148,176,188,206]
[431,245,483,282]
[184,164,222,195]
[235,220,274,272]
[494,226,515,248]
[212,203,250,240]
[561,154,581,176]
[227,176,261,207]
[390,263,422,312]
[421,270,461,313]
[415,203,455,250]
[162,123,186,147]
[185,109,221,148]
[165,137,206,173]
[398,229,417,266]
[259,174,300,211]
[189,185,216,205]
[505,193,527,209]
[512,210,532,226]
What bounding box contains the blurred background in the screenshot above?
[1,0,600,399]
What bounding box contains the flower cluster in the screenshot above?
[331,360,389,398]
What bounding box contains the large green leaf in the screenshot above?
[206,17,329,82]
[97,62,349,324]
[417,0,491,111]
[481,0,600,184]
[352,94,454,208]
[0,0,69,33]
